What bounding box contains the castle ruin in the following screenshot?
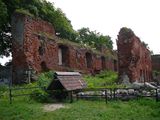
[12,12,118,84]
[117,28,152,83]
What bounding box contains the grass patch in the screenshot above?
[84,70,120,88]
[0,71,54,103]
[0,98,160,120]
[0,99,42,120]
[0,71,159,119]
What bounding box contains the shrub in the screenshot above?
[84,70,118,88]
[31,71,54,103]
[0,84,8,98]
[31,89,53,103]
[37,71,54,87]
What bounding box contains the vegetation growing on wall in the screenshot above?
[0,0,113,58]
[0,0,77,57]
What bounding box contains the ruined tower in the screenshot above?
[117,27,152,83]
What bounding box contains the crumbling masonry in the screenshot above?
[12,12,118,84]
[117,28,152,83]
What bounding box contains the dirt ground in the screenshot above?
[43,103,68,112]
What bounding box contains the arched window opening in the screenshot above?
[58,45,69,66]
[86,52,93,68]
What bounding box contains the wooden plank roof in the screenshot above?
[48,72,87,91]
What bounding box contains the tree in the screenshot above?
[0,0,11,57]
[0,0,77,57]
[0,0,113,58]
[77,27,113,49]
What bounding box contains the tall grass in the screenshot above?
[84,70,118,88]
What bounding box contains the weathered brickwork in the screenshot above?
[12,13,117,84]
[117,28,152,83]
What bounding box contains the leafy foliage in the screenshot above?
[119,27,135,39]
[0,0,77,57]
[0,0,11,57]
[31,71,54,102]
[37,71,53,87]
[0,71,54,103]
[31,88,52,103]
[76,27,113,49]
[0,0,114,58]
[84,71,118,88]
[0,84,8,98]
[0,0,7,29]
[0,0,114,59]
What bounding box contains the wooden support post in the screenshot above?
[113,88,116,100]
[9,87,12,104]
[70,91,73,103]
[76,93,79,101]
[110,89,112,99]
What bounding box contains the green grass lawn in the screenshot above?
[0,71,160,120]
[0,98,160,120]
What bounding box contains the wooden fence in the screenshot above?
[75,88,160,103]
[8,86,46,104]
[4,86,160,104]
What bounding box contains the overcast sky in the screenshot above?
[0,0,160,65]
[50,0,160,53]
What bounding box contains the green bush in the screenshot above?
[84,70,118,88]
[37,71,54,87]
[0,84,8,98]
[31,71,54,103]
[31,89,53,103]
[0,71,55,103]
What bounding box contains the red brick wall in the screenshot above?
[12,13,117,84]
[117,28,152,83]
